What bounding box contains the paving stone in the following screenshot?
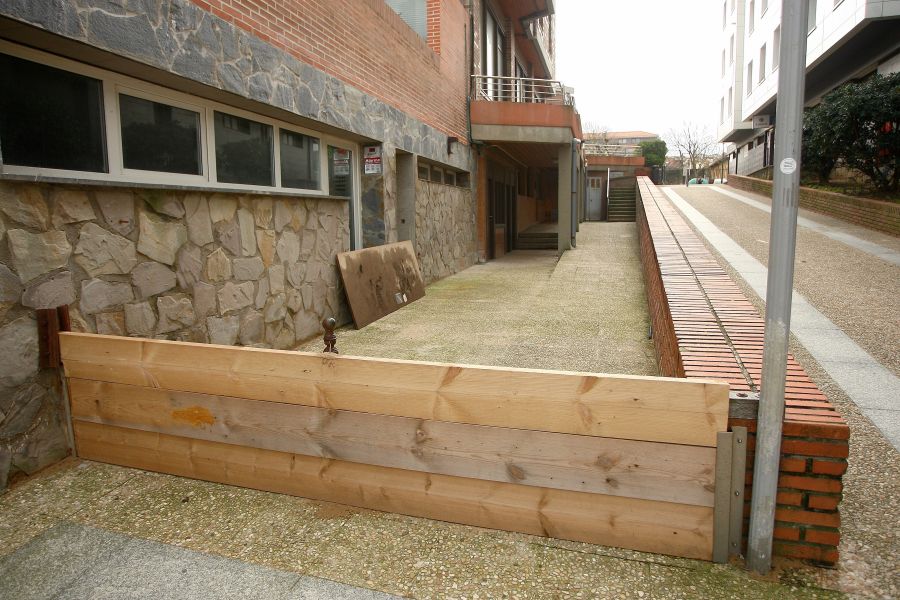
[277,231,300,264]
[207,315,240,346]
[0,263,23,303]
[21,271,76,309]
[184,196,214,247]
[138,211,187,265]
[50,189,95,228]
[214,218,241,257]
[95,191,135,236]
[0,185,49,229]
[7,229,72,283]
[131,262,176,299]
[80,279,134,315]
[124,301,157,337]
[239,310,264,346]
[208,196,237,223]
[176,244,203,289]
[269,264,285,294]
[0,383,46,440]
[74,223,138,277]
[233,256,264,281]
[0,317,39,388]
[237,208,256,256]
[256,229,276,266]
[96,311,126,336]
[193,282,217,319]
[156,295,196,334]
[205,248,232,282]
[217,281,255,314]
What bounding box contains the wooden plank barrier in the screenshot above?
[59,332,732,561]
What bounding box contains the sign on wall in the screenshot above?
[333,148,351,176]
[363,145,383,175]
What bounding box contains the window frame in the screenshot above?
[0,40,357,200]
[746,60,754,95]
[772,26,781,71]
[758,44,767,84]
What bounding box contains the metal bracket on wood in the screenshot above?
[322,317,338,354]
[712,425,750,563]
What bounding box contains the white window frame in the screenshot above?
[746,61,754,95]
[758,44,767,83]
[0,40,359,203]
[748,0,755,33]
[773,26,781,71]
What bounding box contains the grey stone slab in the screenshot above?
[861,408,900,451]
[0,522,130,600]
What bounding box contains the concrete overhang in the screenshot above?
[471,101,581,143]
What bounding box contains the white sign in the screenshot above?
[363,145,382,175]
[779,157,797,175]
[752,115,771,128]
[332,148,351,176]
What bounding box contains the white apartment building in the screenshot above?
[716,0,900,176]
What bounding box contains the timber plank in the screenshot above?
[73,421,714,560]
[69,379,717,506]
[60,333,728,446]
[337,241,425,328]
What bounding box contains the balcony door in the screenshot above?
[483,8,506,100]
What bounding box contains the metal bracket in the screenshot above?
[712,425,750,563]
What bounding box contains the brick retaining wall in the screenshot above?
[728,174,900,237]
[637,177,848,565]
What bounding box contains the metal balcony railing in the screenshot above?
[472,75,575,107]
[583,144,643,157]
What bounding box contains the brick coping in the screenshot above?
[636,177,848,565]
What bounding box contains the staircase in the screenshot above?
[516,230,557,250]
[607,186,637,222]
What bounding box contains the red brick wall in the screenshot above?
[728,175,900,237]
[192,0,469,141]
[637,177,848,566]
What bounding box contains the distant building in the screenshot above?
[716,0,900,176]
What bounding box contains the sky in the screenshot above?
[555,0,721,140]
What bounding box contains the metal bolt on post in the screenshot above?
[747,0,810,575]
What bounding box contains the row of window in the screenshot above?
[0,45,355,197]
[417,161,470,188]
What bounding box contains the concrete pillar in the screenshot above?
[557,144,572,255]
[396,151,416,246]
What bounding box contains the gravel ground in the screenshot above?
[670,185,900,599]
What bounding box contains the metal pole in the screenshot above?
[747,0,809,575]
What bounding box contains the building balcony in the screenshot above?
[470,75,581,145]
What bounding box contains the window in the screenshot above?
[214,111,273,186]
[759,44,767,83]
[728,87,733,115]
[723,1,727,28]
[749,0,755,33]
[761,0,768,14]
[328,146,353,198]
[834,0,844,7]
[483,8,506,99]
[773,26,781,69]
[0,52,106,173]
[119,94,201,175]
[418,164,429,180]
[444,171,456,186]
[746,61,753,94]
[430,165,443,184]
[385,0,427,38]
[280,129,320,190]
[809,0,817,33]
[720,97,725,124]
[0,43,358,199]
[721,49,726,77]
[730,0,735,13]
[730,34,735,64]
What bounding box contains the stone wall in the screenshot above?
[0,181,351,490]
[415,179,476,283]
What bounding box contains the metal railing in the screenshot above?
[583,144,643,157]
[472,75,575,107]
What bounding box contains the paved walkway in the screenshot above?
[663,185,900,450]
[663,185,900,598]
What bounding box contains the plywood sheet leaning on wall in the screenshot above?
[59,332,732,561]
[337,241,425,328]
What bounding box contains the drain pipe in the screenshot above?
[571,138,580,248]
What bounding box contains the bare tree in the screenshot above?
[665,122,717,172]
[582,120,609,143]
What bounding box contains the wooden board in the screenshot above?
[337,240,425,328]
[69,378,717,506]
[73,421,714,560]
[59,333,730,447]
